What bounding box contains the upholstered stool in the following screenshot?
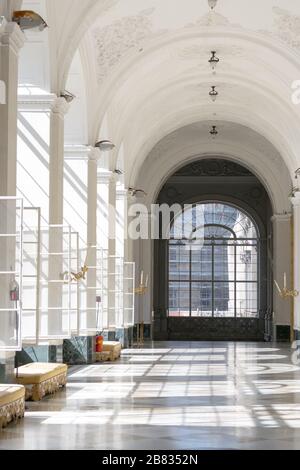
[16,362,68,402]
[102,341,122,361]
[95,351,111,362]
[0,384,25,428]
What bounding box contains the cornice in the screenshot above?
[271,213,292,223]
[18,93,58,111]
[0,19,25,54]
[64,145,90,161]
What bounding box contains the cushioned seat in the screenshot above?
[16,362,67,385]
[102,341,122,361]
[16,363,68,401]
[0,385,25,428]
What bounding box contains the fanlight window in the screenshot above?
[168,203,259,318]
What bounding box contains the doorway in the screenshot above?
[153,159,273,341]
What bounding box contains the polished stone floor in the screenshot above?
[2,341,300,449]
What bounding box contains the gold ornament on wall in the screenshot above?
[60,245,92,284]
[274,273,299,299]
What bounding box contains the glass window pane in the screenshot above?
[236,245,258,282]
[169,282,190,317]
[168,202,259,319]
[214,283,235,317]
[191,282,212,317]
[214,244,235,282]
[191,246,212,281]
[169,245,190,281]
[236,283,258,317]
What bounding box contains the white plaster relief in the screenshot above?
[93,8,166,84]
[259,7,300,49]
[184,11,235,28]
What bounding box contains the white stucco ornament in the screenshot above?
[93,8,166,84]
[273,7,300,48]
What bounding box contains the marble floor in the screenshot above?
[2,341,300,450]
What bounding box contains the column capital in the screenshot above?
[18,92,57,111]
[116,188,128,200]
[0,19,25,54]
[271,213,292,223]
[97,169,113,184]
[87,147,101,163]
[291,194,300,208]
[51,96,70,117]
[64,145,90,161]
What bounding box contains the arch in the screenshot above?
[152,157,273,340]
[170,201,260,241]
[134,123,292,216]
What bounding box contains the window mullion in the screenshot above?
[212,243,215,318]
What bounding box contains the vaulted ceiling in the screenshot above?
[15,0,300,198]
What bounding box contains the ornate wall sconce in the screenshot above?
[134,271,149,347]
[274,273,299,299]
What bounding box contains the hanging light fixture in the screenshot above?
[95,140,115,152]
[208,0,218,10]
[60,90,76,104]
[12,10,48,31]
[208,51,220,72]
[210,126,218,138]
[209,86,218,102]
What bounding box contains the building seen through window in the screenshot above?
[168,202,259,318]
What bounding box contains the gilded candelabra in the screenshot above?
[274,273,299,343]
[61,245,91,284]
[134,271,148,347]
[274,273,299,299]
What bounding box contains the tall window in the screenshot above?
[168,202,259,318]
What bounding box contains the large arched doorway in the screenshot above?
[153,158,273,341]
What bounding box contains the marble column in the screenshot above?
[130,209,152,342]
[48,97,69,338]
[0,18,24,380]
[271,213,292,341]
[86,148,101,334]
[116,187,127,258]
[0,18,24,195]
[108,174,117,333]
[291,195,300,336]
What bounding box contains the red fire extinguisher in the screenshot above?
[96,335,104,353]
[9,271,19,302]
